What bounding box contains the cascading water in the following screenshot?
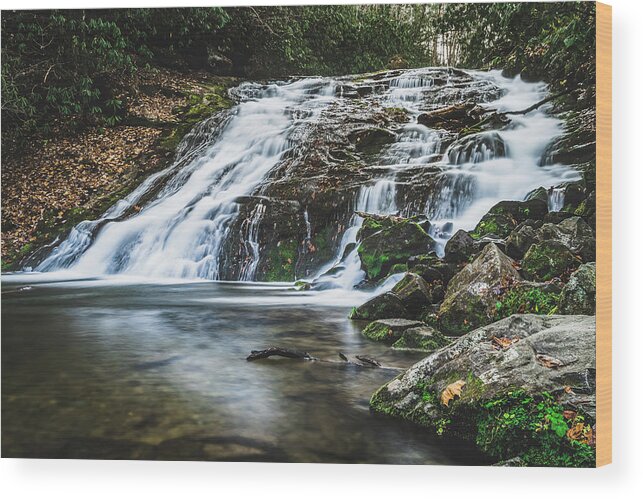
[32,67,580,289]
[548,187,566,212]
[424,71,581,253]
[36,78,337,279]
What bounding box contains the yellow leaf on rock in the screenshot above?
[441,380,466,407]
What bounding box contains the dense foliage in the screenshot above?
[2,3,596,152]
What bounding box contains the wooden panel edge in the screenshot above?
[596,1,612,468]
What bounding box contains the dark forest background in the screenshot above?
[1,2,596,151]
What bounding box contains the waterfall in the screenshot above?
[548,187,566,212]
[238,202,267,281]
[424,71,581,253]
[36,78,337,279]
[30,68,581,287]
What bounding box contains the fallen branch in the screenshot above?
[246,347,401,371]
[247,346,314,361]
[503,90,571,115]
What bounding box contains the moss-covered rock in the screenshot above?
[538,216,595,262]
[358,219,435,281]
[391,272,434,317]
[443,229,477,263]
[493,282,561,320]
[470,199,548,239]
[438,243,521,335]
[349,292,409,321]
[521,240,580,282]
[505,223,540,260]
[362,318,424,344]
[558,262,596,315]
[370,314,596,467]
[392,326,451,351]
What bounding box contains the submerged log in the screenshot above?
[355,355,382,367]
[246,347,314,361]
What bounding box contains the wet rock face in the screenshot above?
[558,263,596,315]
[371,313,596,423]
[438,243,521,335]
[443,229,476,263]
[358,220,435,282]
[214,67,508,282]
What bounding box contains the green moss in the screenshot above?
[392,328,450,351]
[371,384,595,467]
[494,286,560,319]
[362,321,395,342]
[264,238,298,281]
[522,241,580,281]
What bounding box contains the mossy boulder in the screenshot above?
[443,229,477,263]
[391,272,434,317]
[370,314,596,467]
[538,216,595,262]
[505,224,540,260]
[392,326,451,352]
[349,292,409,321]
[521,240,581,282]
[558,263,596,315]
[358,219,435,281]
[438,243,521,335]
[362,318,424,344]
[407,254,458,285]
[471,199,548,239]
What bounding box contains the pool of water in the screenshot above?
[1,276,487,464]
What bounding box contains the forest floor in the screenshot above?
[1,67,238,268]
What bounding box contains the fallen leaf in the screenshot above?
[536,354,563,369]
[491,336,518,350]
[563,385,574,394]
[567,422,594,446]
[563,410,577,420]
[441,380,466,407]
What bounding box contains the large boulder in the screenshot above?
[444,229,477,263]
[538,216,595,262]
[438,243,521,335]
[558,263,596,315]
[371,314,596,466]
[505,224,540,260]
[521,240,581,282]
[349,292,409,321]
[392,325,451,352]
[392,272,442,317]
[471,199,548,239]
[358,219,435,281]
[362,318,424,344]
[407,254,458,286]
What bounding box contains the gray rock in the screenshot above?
[371,314,596,421]
[362,318,424,343]
[438,243,521,335]
[349,292,409,321]
[505,224,539,260]
[521,240,581,282]
[392,326,452,351]
[558,263,596,315]
[538,216,595,262]
[444,229,477,263]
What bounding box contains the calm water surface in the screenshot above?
[2,276,486,464]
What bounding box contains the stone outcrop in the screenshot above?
[558,263,596,315]
[438,243,521,334]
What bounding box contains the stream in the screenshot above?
[1,277,488,463]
